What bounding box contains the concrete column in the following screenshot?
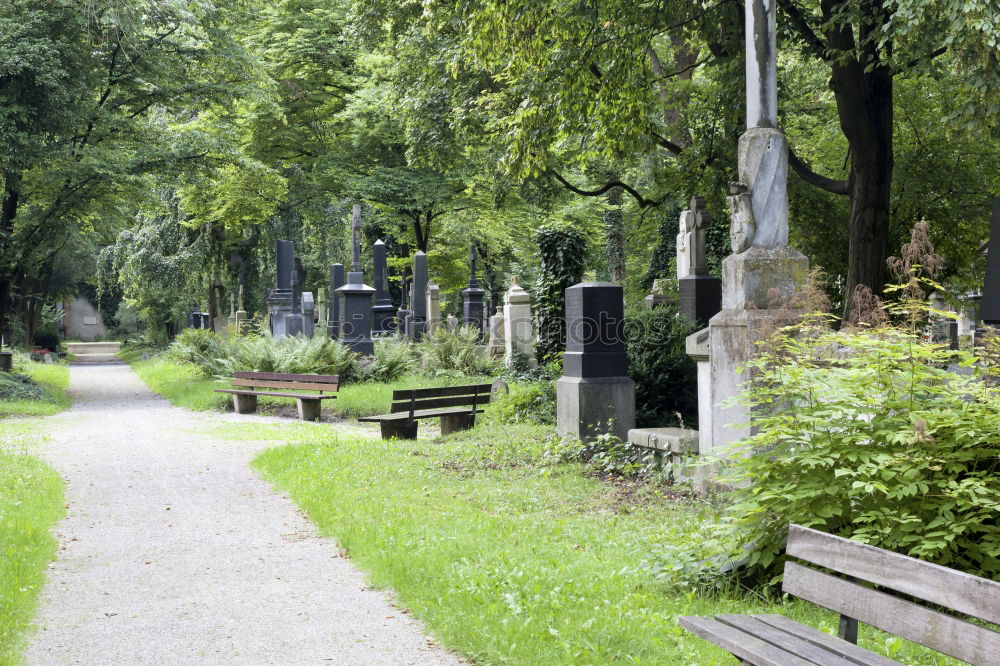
[503,278,537,368]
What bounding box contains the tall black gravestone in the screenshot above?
[372,239,396,335]
[556,282,635,443]
[335,205,375,354]
[267,240,295,337]
[462,244,486,340]
[409,251,428,341]
[981,197,1000,327]
[328,263,344,339]
[286,256,306,337]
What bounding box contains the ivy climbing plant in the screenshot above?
[534,223,587,364]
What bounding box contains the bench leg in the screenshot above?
[296,398,322,422]
[380,421,418,440]
[440,412,476,436]
[233,393,258,414]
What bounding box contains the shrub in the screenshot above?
[625,304,698,427]
[713,323,1000,580]
[418,326,496,376]
[357,336,418,383]
[489,381,556,425]
[0,373,47,401]
[165,328,224,370]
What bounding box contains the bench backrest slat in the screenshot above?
[783,561,1000,665]
[232,378,339,392]
[390,383,493,400]
[787,524,1000,626]
[390,393,492,414]
[234,371,339,383]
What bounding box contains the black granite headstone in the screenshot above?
[336,204,375,354]
[328,263,345,339]
[678,274,721,328]
[461,245,485,340]
[981,197,1000,326]
[268,240,295,337]
[562,282,628,378]
[372,239,396,335]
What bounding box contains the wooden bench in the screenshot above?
[215,371,339,421]
[358,382,494,439]
[680,524,1000,665]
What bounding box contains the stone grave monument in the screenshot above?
[267,240,295,337]
[462,245,486,340]
[316,288,327,335]
[410,251,428,341]
[302,291,315,338]
[327,263,344,339]
[426,282,442,334]
[487,307,505,357]
[334,204,375,354]
[446,315,459,332]
[372,239,396,335]
[397,273,412,338]
[556,282,635,443]
[503,277,537,368]
[234,284,248,334]
[688,0,809,457]
[286,256,306,337]
[677,196,722,327]
[643,279,670,309]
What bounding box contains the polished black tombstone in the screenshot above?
[268,240,295,337]
[557,282,635,443]
[461,245,486,340]
[328,263,345,339]
[286,256,306,337]
[335,205,375,354]
[372,239,396,335]
[982,197,1000,326]
[678,274,722,328]
[409,251,428,341]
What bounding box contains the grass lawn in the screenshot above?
[0,358,71,418]
[244,421,953,665]
[0,427,65,664]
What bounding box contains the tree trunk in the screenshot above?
[604,184,625,284]
[823,0,893,320]
[0,171,20,342]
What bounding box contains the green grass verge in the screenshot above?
[0,358,71,418]
[249,423,951,665]
[0,426,64,664]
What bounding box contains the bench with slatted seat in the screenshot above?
[680,524,1000,665]
[358,382,493,439]
[215,371,339,422]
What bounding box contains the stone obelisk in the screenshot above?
[371,239,396,335]
[335,205,375,354]
[694,0,809,457]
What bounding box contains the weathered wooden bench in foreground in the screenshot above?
[215,371,339,421]
[680,523,1000,665]
[358,382,493,439]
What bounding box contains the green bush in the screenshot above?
[357,336,418,382]
[713,323,1000,580]
[0,373,47,401]
[625,304,698,428]
[535,223,587,363]
[488,381,556,425]
[418,326,496,376]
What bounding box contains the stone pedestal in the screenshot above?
[426,283,441,334]
[328,264,345,339]
[234,309,248,334]
[503,279,537,368]
[446,315,458,333]
[336,271,375,355]
[556,282,635,443]
[679,274,721,327]
[286,313,304,337]
[685,328,712,455]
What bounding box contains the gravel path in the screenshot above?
[26,363,462,665]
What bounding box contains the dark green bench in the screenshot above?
[358,382,494,439]
[681,524,1000,665]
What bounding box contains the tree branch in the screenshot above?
[780,0,827,59]
[787,145,849,195]
[548,170,664,209]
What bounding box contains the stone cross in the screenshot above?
[676,196,711,279]
[351,204,362,273]
[728,0,789,252]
